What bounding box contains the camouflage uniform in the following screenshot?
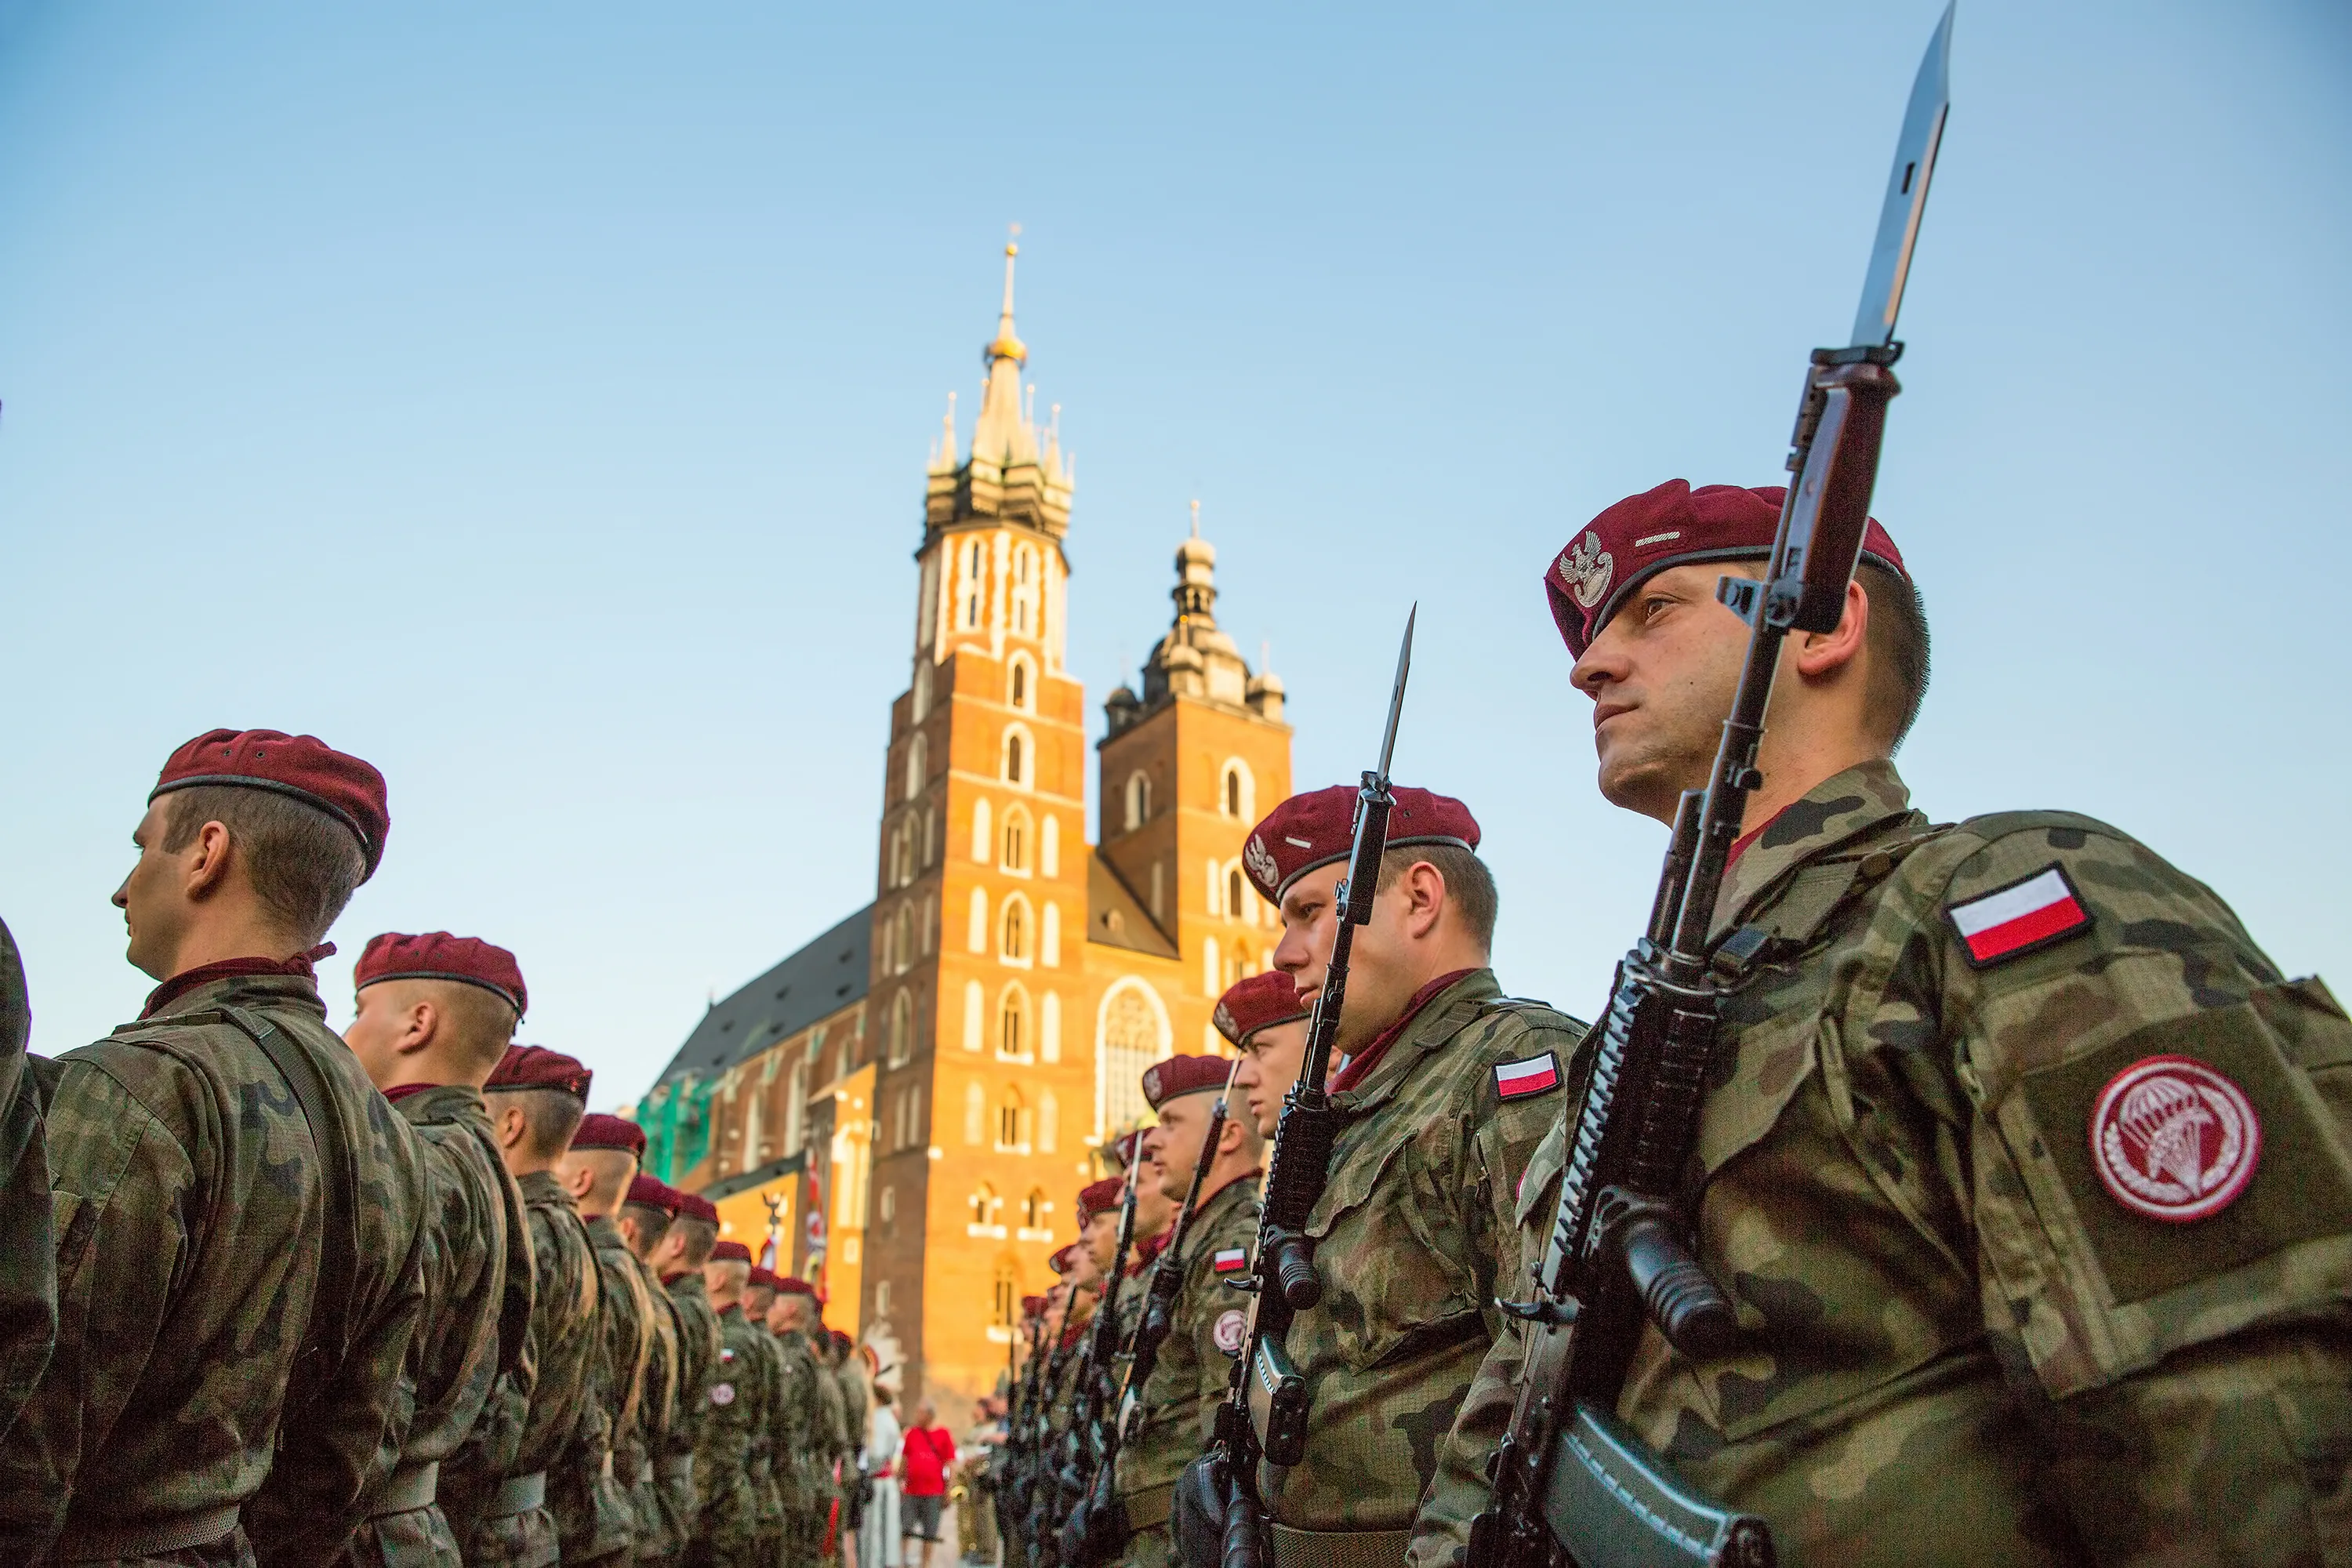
[768,1325,826,1568]
[1113,1177,1261,1568]
[0,916,54,1453]
[808,1345,851,1562]
[447,1170,602,1568]
[1260,969,1581,1560]
[693,1302,775,1568]
[1432,760,2352,1567]
[335,1084,535,1567]
[557,1214,655,1566]
[743,1322,788,1567]
[666,1272,724,1549]
[629,1255,685,1563]
[0,970,431,1567]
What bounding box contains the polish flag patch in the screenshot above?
[1947,866,2090,967]
[1494,1053,1561,1101]
[1211,1248,1248,1274]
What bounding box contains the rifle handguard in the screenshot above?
[1597,1186,1744,1361]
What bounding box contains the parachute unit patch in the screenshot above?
[2090,1054,2262,1223]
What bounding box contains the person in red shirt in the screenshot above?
[897,1399,956,1568]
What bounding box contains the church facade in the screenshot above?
[633,242,1294,1415]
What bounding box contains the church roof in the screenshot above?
[1087,852,1178,958]
[649,905,873,1087]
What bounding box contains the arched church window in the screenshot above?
[1221,760,1254,820]
[961,539,985,630]
[1011,546,1039,635]
[888,989,913,1065]
[1004,730,1026,788]
[996,1087,1030,1151]
[906,733,927,803]
[1001,896,1030,964]
[1002,806,1029,873]
[971,1181,996,1229]
[999,984,1031,1059]
[993,1269,1016,1327]
[1011,662,1026,706]
[1022,1187,1048,1229]
[1229,867,1246,921]
[1124,772,1150,831]
[893,908,913,975]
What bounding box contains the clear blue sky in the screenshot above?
[3,2,2347,1106]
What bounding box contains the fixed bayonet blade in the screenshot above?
[1376,604,1415,780]
[1849,3,1954,348]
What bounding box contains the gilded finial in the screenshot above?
[1189,499,1200,539]
[989,225,1028,365]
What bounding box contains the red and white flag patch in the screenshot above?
[1494,1053,1560,1101]
[1210,1247,1248,1274]
[1947,866,2090,967]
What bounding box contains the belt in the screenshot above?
[658,1454,696,1483]
[1267,1525,1412,1568]
[373,1459,441,1515]
[1120,1482,1175,1534]
[489,1471,550,1518]
[58,1504,242,1563]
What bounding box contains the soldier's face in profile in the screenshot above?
[114,798,198,979]
[1232,1021,1311,1138]
[1131,1154,1174,1238]
[1149,1094,1210,1201]
[1272,864,1345,1000]
[1571,563,1756,825]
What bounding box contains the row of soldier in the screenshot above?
[988,478,2352,1568]
[0,728,877,1567]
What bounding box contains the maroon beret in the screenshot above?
[1021,1294,1047,1318]
[626,1174,679,1214]
[831,1328,854,1349]
[1112,1130,1144,1170]
[775,1273,817,1298]
[151,728,390,879]
[746,1267,782,1294]
[1048,1243,1080,1276]
[572,1112,645,1157]
[1544,480,1908,659]
[673,1192,719,1225]
[1214,971,1309,1047]
[356,931,528,1018]
[1142,1053,1232,1110]
[485,1044,591,1099]
[1076,1178,1124,1228]
[1242,786,1479,905]
[710,1240,752,1265]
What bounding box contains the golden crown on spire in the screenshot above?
[989,227,1027,364]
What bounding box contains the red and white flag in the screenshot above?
[1947,866,2090,967]
[1494,1053,1560,1101]
[1211,1247,1248,1274]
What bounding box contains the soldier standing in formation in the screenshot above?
[1111,1054,1265,1568]
[763,1274,830,1568]
[554,1114,662,1566]
[0,912,52,1455]
[828,1329,869,1568]
[1430,481,2352,1566]
[332,931,538,1566]
[659,1189,728,1556]
[1219,971,1312,1142]
[0,730,432,1566]
[617,1174,692,1563]
[736,1268,793,1568]
[694,1239,770,1568]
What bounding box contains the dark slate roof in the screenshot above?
[1087,855,1178,958]
[648,905,873,1089]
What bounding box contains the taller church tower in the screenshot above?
[862,239,1094,1399]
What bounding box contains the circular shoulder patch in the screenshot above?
[1211,1308,1249,1358]
[710,1381,737,1406]
[2089,1054,2261,1224]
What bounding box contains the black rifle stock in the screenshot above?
[1468,14,1950,1566]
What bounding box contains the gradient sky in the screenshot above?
[3,2,2347,1107]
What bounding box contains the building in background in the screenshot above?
[633,241,1293,1416]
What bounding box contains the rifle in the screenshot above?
[1186,608,1416,1568]
[1066,1072,1238,1567]
[1466,12,1953,1567]
[1053,1166,1142,1553]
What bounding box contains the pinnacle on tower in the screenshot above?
[972,227,1036,466]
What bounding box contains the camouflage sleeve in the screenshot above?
[1926,817,2352,1562]
[1410,1010,1585,1568]
[0,916,53,1450]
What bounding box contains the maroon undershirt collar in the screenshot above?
[140,942,335,1019]
[1327,968,1480,1095]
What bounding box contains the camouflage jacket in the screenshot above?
[663,1272,723,1532]
[831,1356,868,1465]
[1432,761,2352,1568]
[1262,968,1582,1536]
[335,1083,533,1566]
[765,1326,823,1514]
[742,1320,785,1527]
[445,1170,599,1567]
[697,1303,775,1545]
[1116,1172,1261,1506]
[811,1350,851,1493]
[0,971,431,1565]
[626,1253,681,1561]
[554,1212,652,1564]
[0,915,54,1453]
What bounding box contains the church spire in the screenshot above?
[972,227,1035,466]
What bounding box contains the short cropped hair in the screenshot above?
[1858,562,1931,750]
[163,786,366,946]
[485,1086,586,1160]
[622,1202,674,1249]
[419,979,519,1076]
[672,1216,718,1269]
[1377,844,1497,952]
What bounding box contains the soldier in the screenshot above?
[804,1315,852,1568]
[1216,971,1312,1140]
[0,913,54,1452]
[1442,479,2352,1565]
[0,728,432,1566]
[554,1113,662,1566]
[828,1329,869,1568]
[448,1044,604,1567]
[325,932,539,1566]
[1108,1132,1175,1352]
[695,1240,774,1568]
[1204,783,1585,1565]
[1112,1055,1265,1568]
[659,1192,727,1555]
[618,1173,689,1565]
[739,1267,792,1568]
[765,1275,831,1568]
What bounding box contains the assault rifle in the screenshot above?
[1179,608,1416,1568]
[1465,11,1953,1568]
[1065,1071,1238,1568]
[1053,1164,1142,1557]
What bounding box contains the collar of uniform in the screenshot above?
[668,1270,710,1297]
[388,1081,489,1126]
[131,963,330,1025]
[1712,760,1915,938]
[517,1168,571,1207]
[584,1210,628,1250]
[1328,968,1499,1113]
[1196,1165,1263,1221]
